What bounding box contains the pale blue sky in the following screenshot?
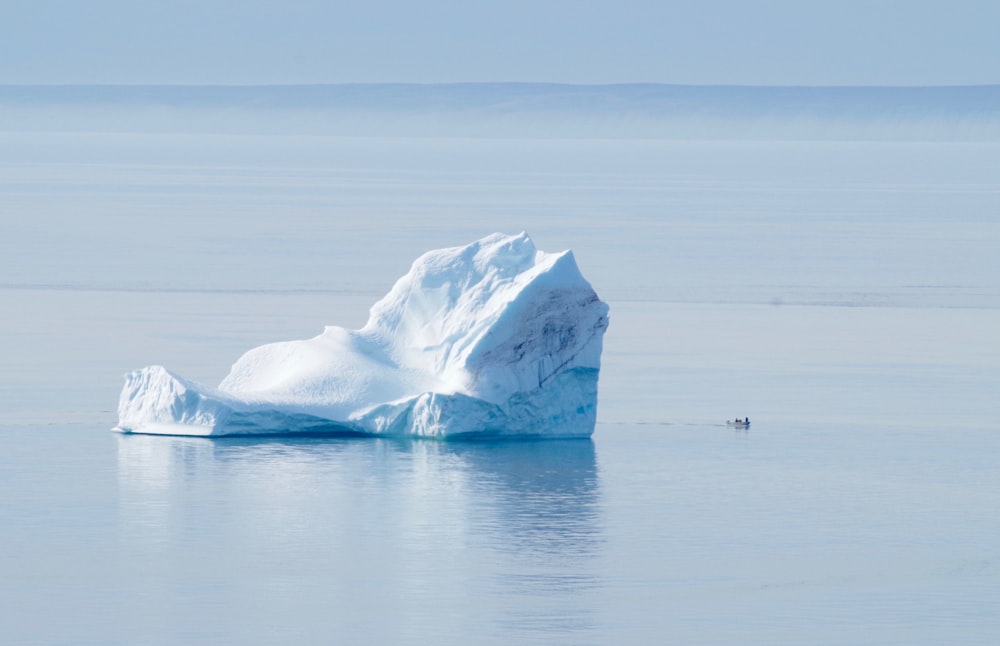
[2,0,997,85]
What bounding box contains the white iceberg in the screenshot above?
[116,232,610,438]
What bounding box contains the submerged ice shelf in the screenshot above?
[116,232,609,438]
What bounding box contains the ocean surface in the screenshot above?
[1,128,999,644]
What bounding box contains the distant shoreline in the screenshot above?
[2,83,998,140]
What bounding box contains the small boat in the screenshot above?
[726,419,750,428]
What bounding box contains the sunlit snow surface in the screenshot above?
[116,232,609,438]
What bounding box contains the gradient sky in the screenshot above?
[2,0,998,86]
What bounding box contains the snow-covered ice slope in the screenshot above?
[116,233,610,438]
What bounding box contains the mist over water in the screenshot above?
[1,92,998,643]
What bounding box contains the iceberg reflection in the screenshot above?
[116,434,603,640]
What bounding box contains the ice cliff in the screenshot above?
[116,232,609,438]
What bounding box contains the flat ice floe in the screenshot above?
[116,232,609,438]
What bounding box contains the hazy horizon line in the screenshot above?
[2,81,1000,90]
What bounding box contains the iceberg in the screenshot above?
[116,232,610,438]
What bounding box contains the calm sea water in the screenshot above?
[1,133,998,644]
